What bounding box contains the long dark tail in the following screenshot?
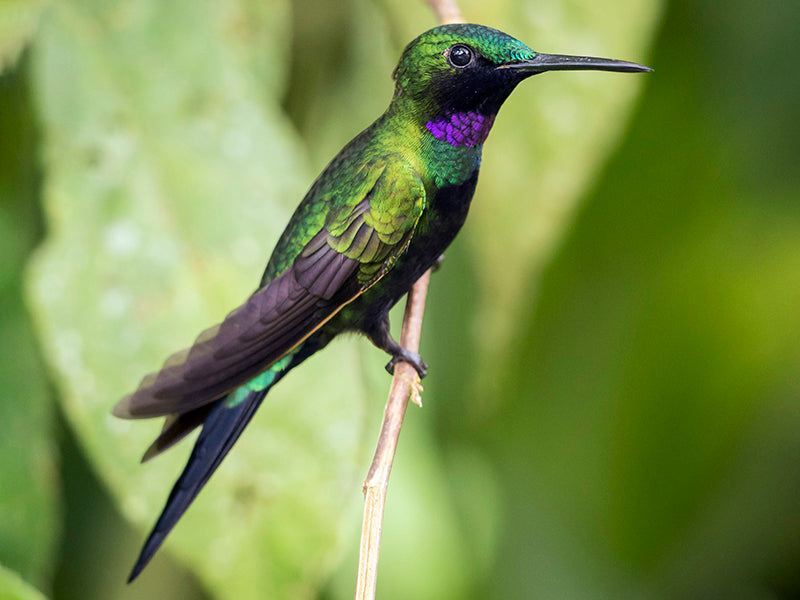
[127,340,321,582]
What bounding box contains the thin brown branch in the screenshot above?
[425,0,464,24]
[354,3,463,599]
[354,270,430,600]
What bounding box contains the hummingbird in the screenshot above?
[115,23,650,581]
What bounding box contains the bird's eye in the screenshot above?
[447,44,473,68]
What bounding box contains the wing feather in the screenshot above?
[114,158,426,420]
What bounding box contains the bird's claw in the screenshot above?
[385,350,428,379]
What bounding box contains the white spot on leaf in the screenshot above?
[99,288,131,318]
[54,329,84,373]
[104,220,142,257]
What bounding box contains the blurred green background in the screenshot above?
[1,0,799,598]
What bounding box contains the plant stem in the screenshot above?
[425,0,464,24]
[353,3,462,598]
[354,269,430,600]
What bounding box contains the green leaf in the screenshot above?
[0,0,49,74]
[27,1,374,598]
[0,565,48,600]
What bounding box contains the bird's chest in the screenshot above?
[411,167,480,259]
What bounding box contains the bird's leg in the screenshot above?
[364,314,428,379]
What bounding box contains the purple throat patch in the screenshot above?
[425,111,496,147]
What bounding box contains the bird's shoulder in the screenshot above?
[262,145,426,286]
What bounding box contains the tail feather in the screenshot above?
[127,387,268,582]
[126,334,326,582]
[141,405,214,463]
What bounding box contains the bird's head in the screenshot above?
[392,24,651,147]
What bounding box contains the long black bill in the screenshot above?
[506,53,652,74]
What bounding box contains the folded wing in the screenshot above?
[114,158,426,420]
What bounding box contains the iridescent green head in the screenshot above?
[393,24,537,86]
[391,24,650,147]
[392,24,535,115]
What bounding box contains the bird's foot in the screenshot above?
[385,349,428,379]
